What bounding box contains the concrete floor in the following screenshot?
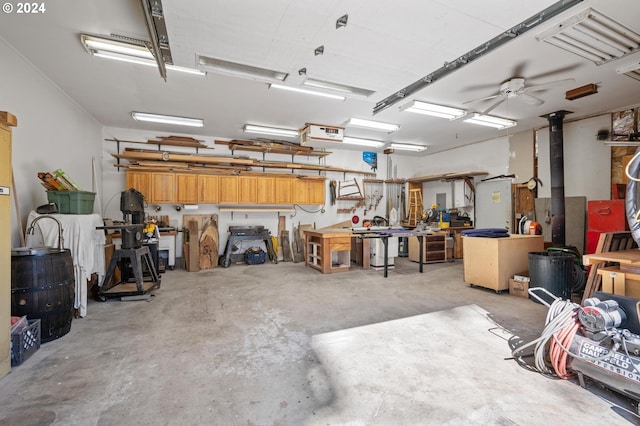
[0,258,637,425]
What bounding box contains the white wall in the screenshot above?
[102,127,392,257]
[0,37,103,248]
[537,114,611,200]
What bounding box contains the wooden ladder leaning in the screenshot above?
[407,188,423,227]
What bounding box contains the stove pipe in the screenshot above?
[543,110,571,247]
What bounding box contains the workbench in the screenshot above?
[304,228,432,277]
[583,249,640,298]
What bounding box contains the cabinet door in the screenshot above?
[126,171,151,201]
[151,172,176,203]
[309,179,326,205]
[293,179,310,204]
[274,177,293,204]
[219,176,238,204]
[238,176,257,204]
[176,173,198,204]
[198,175,219,203]
[294,179,325,204]
[257,176,275,204]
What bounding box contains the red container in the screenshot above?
[586,200,628,254]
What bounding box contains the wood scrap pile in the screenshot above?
[109,136,376,176]
[37,169,82,191]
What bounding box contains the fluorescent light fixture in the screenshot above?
[536,8,640,65]
[604,141,640,147]
[243,124,299,138]
[81,34,153,59]
[346,118,399,133]
[616,60,640,82]
[302,78,375,97]
[198,55,287,82]
[463,113,516,129]
[389,143,427,152]
[93,52,205,75]
[269,84,346,101]
[400,100,467,120]
[82,34,203,76]
[131,112,204,127]
[342,137,385,148]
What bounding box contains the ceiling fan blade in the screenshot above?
[526,78,575,93]
[481,98,506,115]
[462,93,501,105]
[519,93,544,106]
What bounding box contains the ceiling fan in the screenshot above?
[464,77,575,114]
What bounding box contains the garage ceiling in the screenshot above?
[0,0,639,154]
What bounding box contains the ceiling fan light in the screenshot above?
[132,112,204,127]
[400,101,467,120]
[346,118,399,132]
[389,143,427,152]
[464,114,516,129]
[243,124,299,138]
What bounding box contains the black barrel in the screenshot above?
[528,251,574,300]
[11,248,75,343]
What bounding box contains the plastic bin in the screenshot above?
[245,248,266,265]
[46,190,95,214]
[528,251,574,300]
[11,319,41,367]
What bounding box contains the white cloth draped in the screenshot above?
[26,211,105,317]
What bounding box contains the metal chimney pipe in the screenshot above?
[542,110,572,247]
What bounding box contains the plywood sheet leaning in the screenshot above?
[199,215,219,270]
[277,216,286,262]
[186,220,200,272]
[281,230,293,262]
[293,223,313,263]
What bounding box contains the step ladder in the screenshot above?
[408,188,423,227]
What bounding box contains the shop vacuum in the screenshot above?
[513,287,640,414]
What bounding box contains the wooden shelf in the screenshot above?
[217,140,332,158]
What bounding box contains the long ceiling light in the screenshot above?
[132,112,204,127]
[400,100,467,120]
[389,143,427,152]
[342,137,386,148]
[346,118,399,132]
[463,113,516,129]
[536,8,640,65]
[243,124,299,138]
[616,60,640,82]
[302,78,376,97]
[269,84,346,101]
[81,34,204,76]
[198,55,288,83]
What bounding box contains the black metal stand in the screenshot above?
[221,228,278,268]
[98,246,161,301]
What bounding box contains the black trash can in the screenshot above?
[528,251,574,300]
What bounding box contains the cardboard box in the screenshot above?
[509,278,529,298]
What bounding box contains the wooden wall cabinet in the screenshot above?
[126,171,152,200]
[257,176,275,204]
[219,176,238,203]
[274,177,293,204]
[176,173,198,204]
[198,175,219,203]
[238,176,257,204]
[125,171,325,205]
[294,178,325,205]
[151,172,176,203]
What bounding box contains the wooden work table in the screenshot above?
[303,227,433,277]
[583,248,640,298]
